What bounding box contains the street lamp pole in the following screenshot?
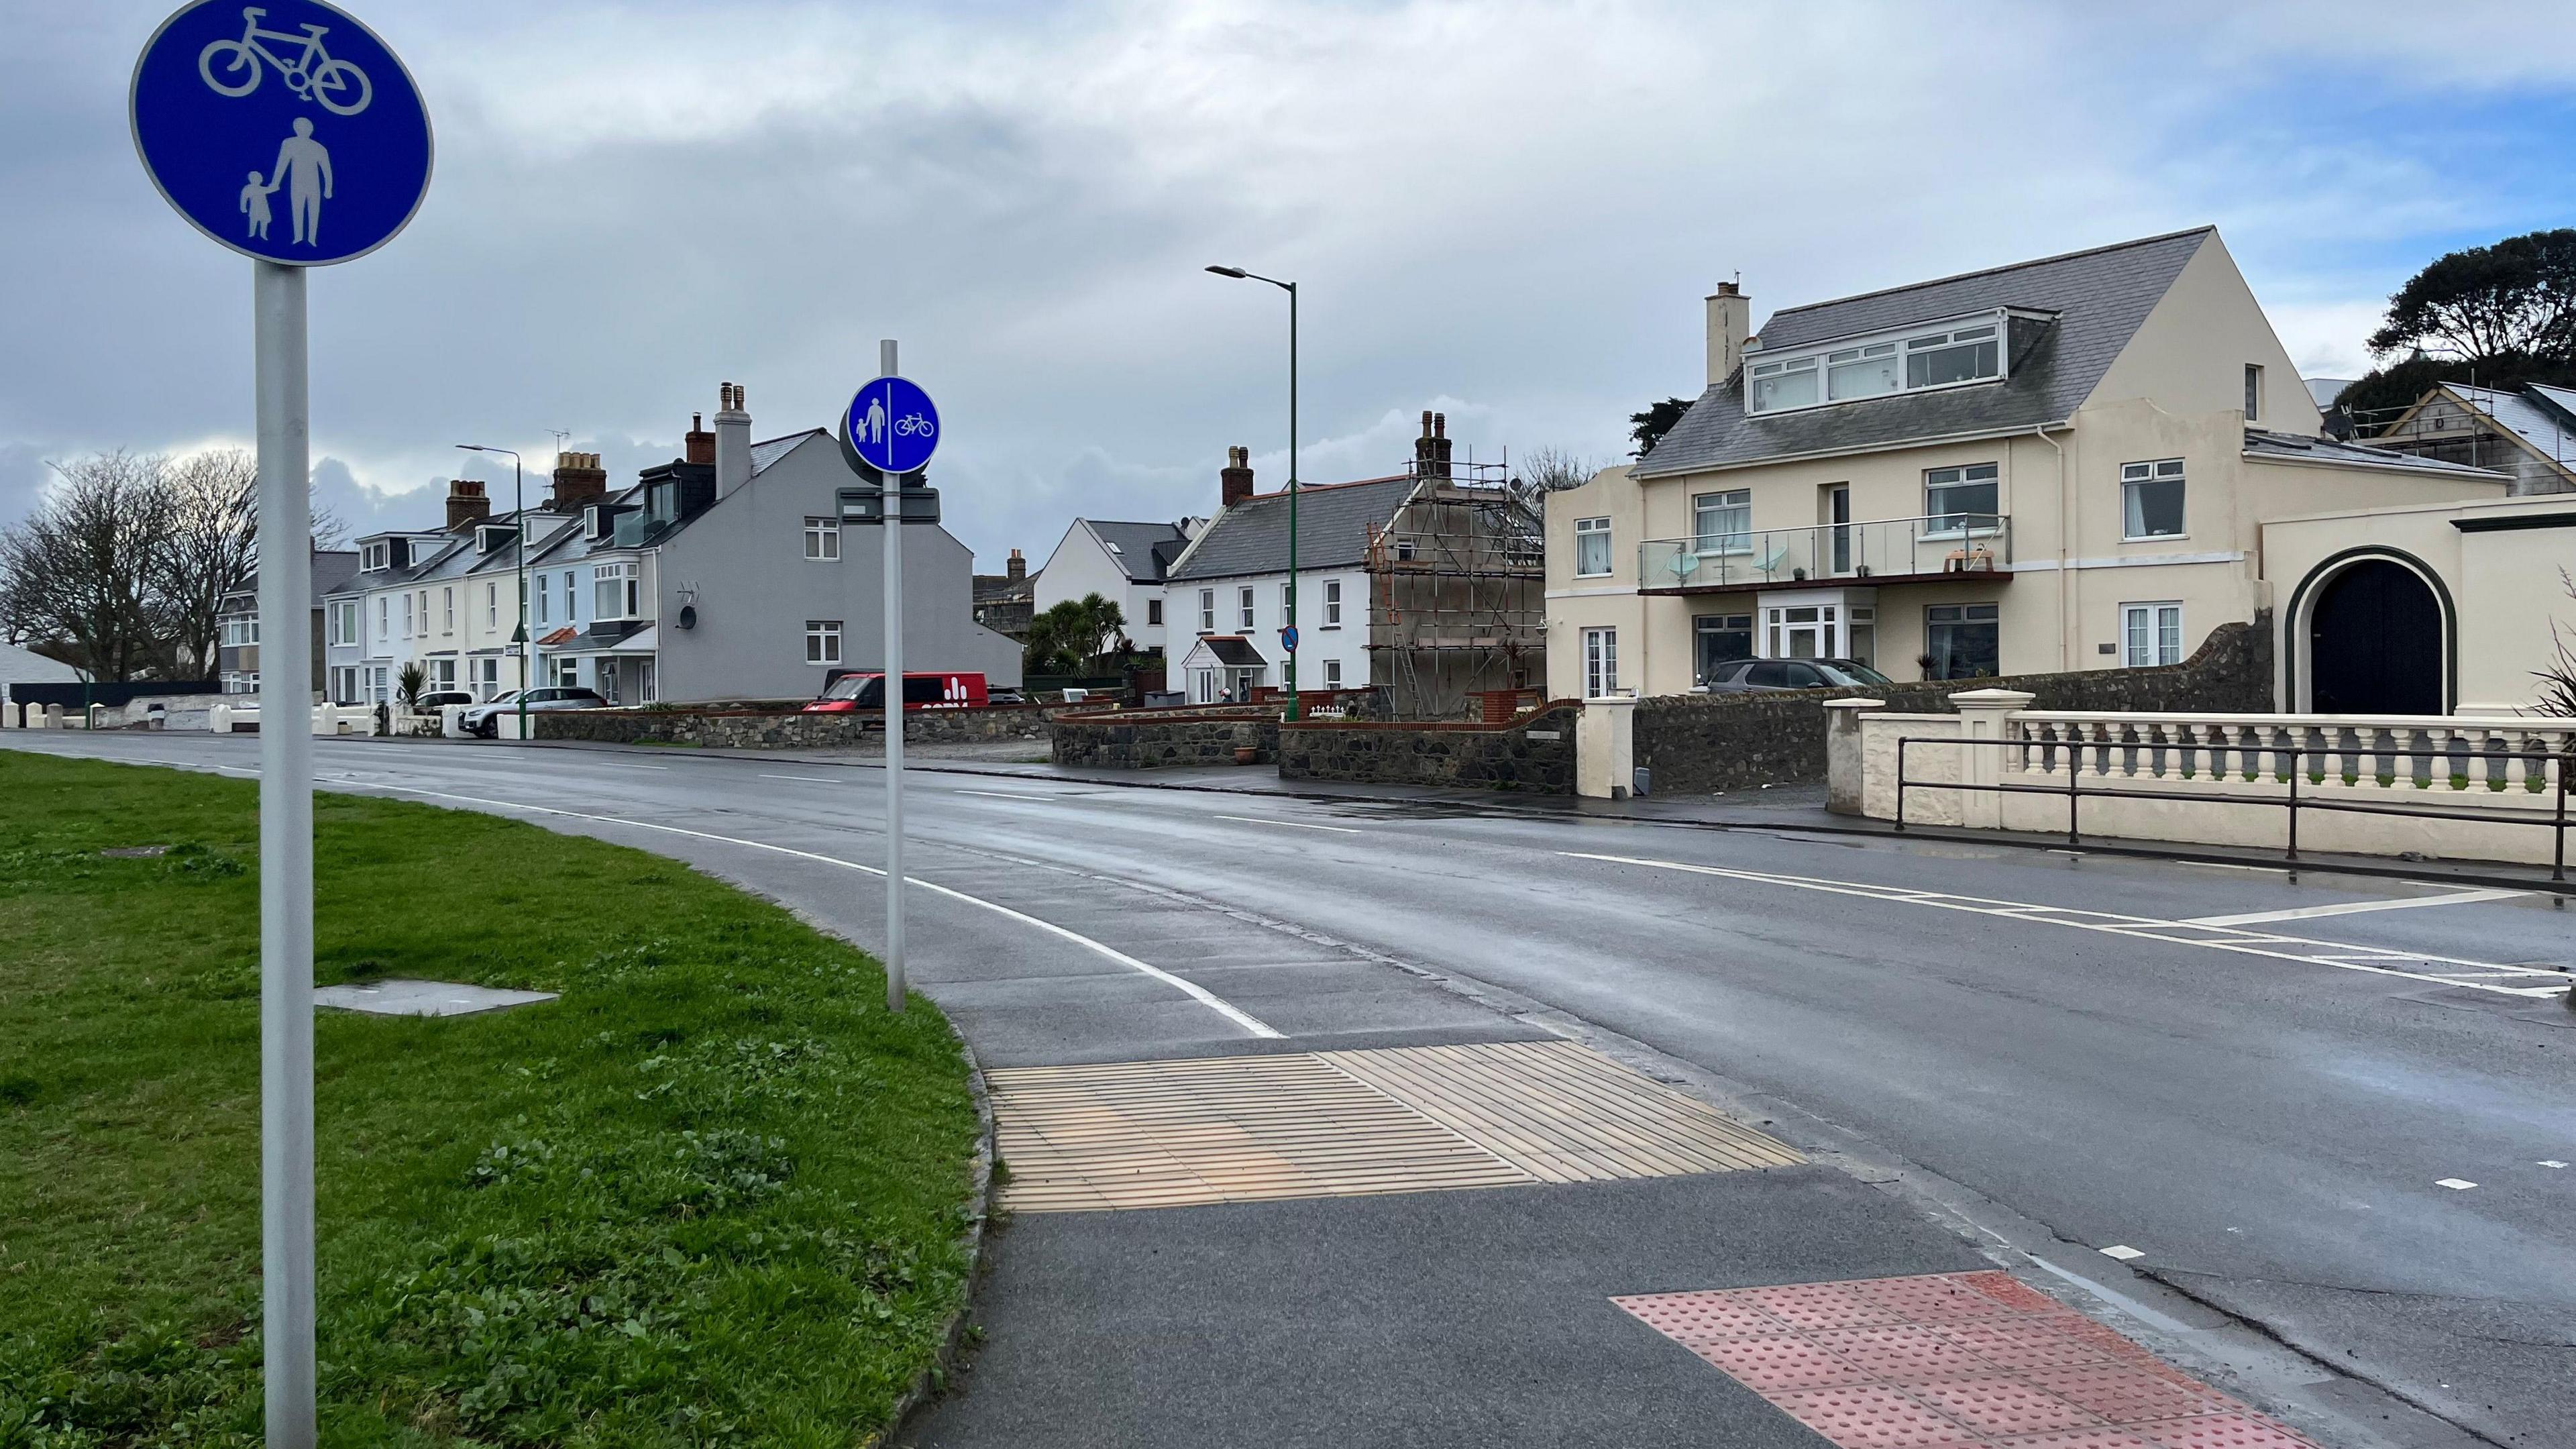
[455,444,528,740]
[1206,266,1299,720]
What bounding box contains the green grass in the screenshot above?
[0,754,979,1448]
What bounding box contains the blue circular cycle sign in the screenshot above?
[844,376,941,476]
[131,0,433,266]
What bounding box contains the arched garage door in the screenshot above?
[2306,559,2443,714]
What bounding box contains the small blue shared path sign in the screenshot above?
[844,376,941,476]
[131,0,433,266]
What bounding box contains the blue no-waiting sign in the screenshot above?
[844,376,941,476]
[1279,625,1299,652]
[130,0,433,266]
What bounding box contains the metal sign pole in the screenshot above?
[880,338,906,1015]
[254,258,317,1449]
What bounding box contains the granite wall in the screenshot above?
[1049,706,1281,769]
[1279,704,1577,794]
[1635,615,2274,796]
[533,705,1055,750]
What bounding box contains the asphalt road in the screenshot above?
[13,731,2571,1448]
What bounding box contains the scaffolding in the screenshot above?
[1363,413,1548,719]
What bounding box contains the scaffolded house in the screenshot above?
[1364,413,1547,718]
[1161,414,1546,718]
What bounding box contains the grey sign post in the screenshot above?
[130,3,431,1442]
[839,345,942,1013]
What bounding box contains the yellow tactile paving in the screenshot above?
[988,1039,1801,1212]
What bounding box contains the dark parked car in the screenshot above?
[1699,658,1894,694]
[459,686,608,738]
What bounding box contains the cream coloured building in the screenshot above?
[1546,229,2510,706]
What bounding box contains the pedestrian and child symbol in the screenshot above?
[240,116,333,243]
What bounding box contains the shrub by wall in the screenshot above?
[1279,704,1577,794]
[1635,614,2273,795]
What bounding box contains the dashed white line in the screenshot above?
[759,774,846,784]
[955,789,1057,802]
[336,778,1282,1038]
[2098,1245,2145,1261]
[1559,851,2569,999]
[2435,1178,2477,1190]
[1214,814,1362,835]
[2185,888,2524,926]
[2540,1161,2567,1170]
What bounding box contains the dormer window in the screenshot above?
[361,541,390,572]
[476,524,515,555]
[584,505,605,541]
[1746,311,2012,417]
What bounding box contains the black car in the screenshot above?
[1700,658,1894,693]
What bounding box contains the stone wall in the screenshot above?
[1635,615,2273,796]
[1050,706,1280,769]
[1279,704,1577,794]
[533,705,1055,750]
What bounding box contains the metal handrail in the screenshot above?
[1894,735,2572,881]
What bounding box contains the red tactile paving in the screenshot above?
[1612,1271,2327,1449]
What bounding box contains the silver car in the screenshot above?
[1699,658,1894,693]
[460,686,608,738]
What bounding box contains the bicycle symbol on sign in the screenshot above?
[894,412,935,439]
[199,7,373,115]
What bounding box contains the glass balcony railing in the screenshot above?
[1638,514,2008,591]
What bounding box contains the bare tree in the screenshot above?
[1517,447,1599,492]
[156,447,259,678]
[0,452,174,682]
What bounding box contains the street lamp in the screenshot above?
[1205,264,1301,720]
[454,443,529,741]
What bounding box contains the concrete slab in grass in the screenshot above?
[315,979,557,1017]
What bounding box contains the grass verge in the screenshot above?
[0,753,979,1447]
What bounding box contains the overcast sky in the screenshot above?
[9,0,2574,565]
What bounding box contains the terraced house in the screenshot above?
[1545,228,2509,704]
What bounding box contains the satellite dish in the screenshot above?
[677,604,698,630]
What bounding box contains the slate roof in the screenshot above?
[1635,227,2216,479]
[1188,635,1267,667]
[2447,384,2576,464]
[1166,476,1421,581]
[1085,520,1194,582]
[2242,428,2509,478]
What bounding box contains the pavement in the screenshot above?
[11,729,2571,1449]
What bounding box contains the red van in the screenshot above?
[803,671,989,712]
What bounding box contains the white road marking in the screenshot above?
[2184,889,2525,926]
[955,789,1057,802]
[2435,1178,2477,1190]
[1560,851,2571,999]
[335,778,1282,1038]
[1214,814,1362,835]
[759,774,846,784]
[602,762,669,771]
[2541,1161,2568,1169]
[2099,1244,2145,1260]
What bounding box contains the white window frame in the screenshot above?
[2243,364,2263,422]
[1745,311,2010,417]
[2119,459,2187,541]
[1323,578,1342,627]
[485,582,498,629]
[1198,588,1216,633]
[1582,627,1618,698]
[1237,586,1256,631]
[1322,657,1342,689]
[1923,463,2001,538]
[1280,580,1293,616]
[594,561,639,621]
[805,619,842,665]
[400,592,413,637]
[441,586,453,633]
[1573,516,1613,577]
[1691,490,1752,556]
[804,517,841,561]
[2121,602,2184,667]
[1146,597,1163,627]
[376,597,389,643]
[535,573,549,625]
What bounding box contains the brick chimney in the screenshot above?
[1006,547,1026,584]
[1413,410,1454,479]
[1220,445,1255,508]
[445,478,490,530]
[1707,280,1750,388]
[549,451,608,511]
[683,411,714,466]
[713,382,752,497]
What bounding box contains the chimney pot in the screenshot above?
[1220,445,1256,508]
[549,447,609,510]
[445,478,493,531]
[684,409,715,466]
[1006,548,1026,583]
[713,382,753,496]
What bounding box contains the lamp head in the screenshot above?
[1205,265,1248,278]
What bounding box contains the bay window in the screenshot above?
[593,561,639,620]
